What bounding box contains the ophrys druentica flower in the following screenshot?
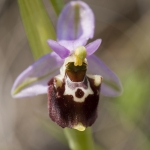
[11,1,122,131]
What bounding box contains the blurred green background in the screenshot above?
[0,0,150,150]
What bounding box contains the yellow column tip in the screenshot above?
[74,46,86,66]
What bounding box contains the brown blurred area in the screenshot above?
[0,0,150,150]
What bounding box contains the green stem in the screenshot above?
[18,0,56,60]
[64,128,95,150]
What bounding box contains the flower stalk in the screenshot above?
[64,128,95,150]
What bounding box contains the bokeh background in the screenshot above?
[0,0,150,149]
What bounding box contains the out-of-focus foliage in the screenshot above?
[114,71,150,122]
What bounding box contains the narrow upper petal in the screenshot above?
[86,39,102,56]
[87,55,122,97]
[57,1,94,43]
[47,40,70,59]
[11,52,63,98]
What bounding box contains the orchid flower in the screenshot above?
[11,1,122,131]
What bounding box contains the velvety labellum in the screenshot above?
[48,73,102,131]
